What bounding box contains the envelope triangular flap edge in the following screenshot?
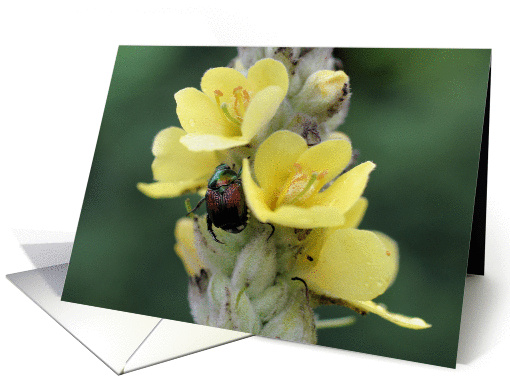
[7,258,249,374]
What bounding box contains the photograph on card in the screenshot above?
[62,46,491,368]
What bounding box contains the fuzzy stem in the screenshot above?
[316,316,356,329]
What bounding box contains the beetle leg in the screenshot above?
[207,214,224,244]
[187,197,206,215]
[264,222,275,242]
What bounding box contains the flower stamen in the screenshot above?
[220,103,242,126]
[233,86,245,117]
[214,90,224,108]
[288,172,319,205]
[232,86,251,120]
[275,163,329,208]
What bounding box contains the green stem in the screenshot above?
[316,316,356,329]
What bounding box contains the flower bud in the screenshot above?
[188,269,210,325]
[259,287,317,344]
[285,113,324,147]
[235,289,262,333]
[292,70,350,125]
[252,281,289,322]
[292,48,337,82]
[206,272,261,333]
[195,216,238,276]
[231,235,277,298]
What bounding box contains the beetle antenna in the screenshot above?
[186,197,206,216]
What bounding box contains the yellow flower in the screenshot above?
[174,217,205,276]
[293,225,399,302]
[292,199,431,330]
[242,130,375,229]
[176,58,289,152]
[137,127,223,198]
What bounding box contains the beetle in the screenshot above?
[188,164,248,244]
[188,163,274,244]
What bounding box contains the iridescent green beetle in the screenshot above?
[189,164,248,243]
[189,163,274,244]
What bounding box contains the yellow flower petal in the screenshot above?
[175,87,232,136]
[174,59,289,152]
[137,178,206,199]
[294,228,398,301]
[151,127,220,181]
[138,127,222,198]
[244,131,369,229]
[241,86,286,142]
[247,58,289,95]
[346,300,431,329]
[329,131,351,143]
[373,231,399,285]
[245,157,346,228]
[180,133,250,152]
[266,204,346,229]
[174,217,205,276]
[242,158,275,223]
[341,197,368,229]
[200,66,253,103]
[314,161,376,214]
[296,138,352,185]
[253,130,308,196]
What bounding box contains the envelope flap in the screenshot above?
[123,319,250,373]
[7,264,161,374]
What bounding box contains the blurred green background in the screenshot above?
[62,47,490,368]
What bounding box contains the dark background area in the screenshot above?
[62,46,490,367]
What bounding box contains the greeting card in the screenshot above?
[54,46,489,369]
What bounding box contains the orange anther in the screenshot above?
[317,170,328,180]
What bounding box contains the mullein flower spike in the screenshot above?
[141,48,430,344]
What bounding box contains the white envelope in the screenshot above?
[7,237,250,375]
